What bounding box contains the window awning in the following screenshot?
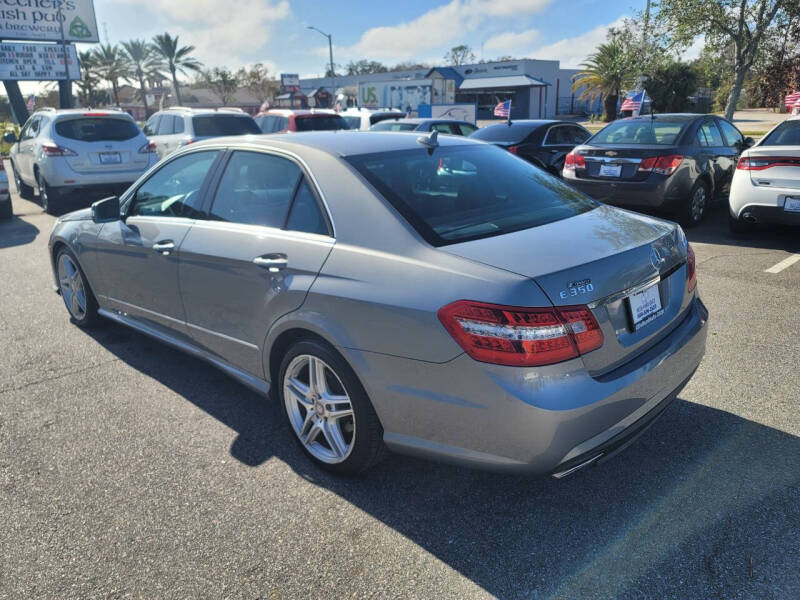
[458,75,549,90]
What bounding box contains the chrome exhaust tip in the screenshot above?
[742,212,757,224]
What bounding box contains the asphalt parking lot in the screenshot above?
[1,168,798,600]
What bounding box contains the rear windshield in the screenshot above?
[591,120,687,145]
[760,120,800,146]
[191,115,260,137]
[347,145,597,246]
[371,121,417,131]
[294,115,347,131]
[369,112,405,125]
[55,117,139,142]
[469,124,534,143]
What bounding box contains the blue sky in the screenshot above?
[92,0,646,77]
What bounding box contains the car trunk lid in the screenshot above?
[576,144,680,182]
[54,115,148,174]
[743,147,800,190]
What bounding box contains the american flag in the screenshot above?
[493,99,511,118]
[785,91,800,109]
[621,89,648,112]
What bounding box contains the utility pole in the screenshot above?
[307,26,336,105]
[57,2,73,108]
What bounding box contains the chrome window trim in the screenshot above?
[185,321,260,350]
[584,156,643,164]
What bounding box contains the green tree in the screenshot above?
[655,0,792,121]
[346,60,388,75]
[151,33,203,106]
[202,67,239,106]
[443,45,475,65]
[390,61,430,72]
[573,38,633,121]
[236,63,278,104]
[76,50,103,107]
[93,44,130,107]
[647,61,698,111]
[121,39,162,117]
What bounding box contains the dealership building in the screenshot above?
[297,59,600,120]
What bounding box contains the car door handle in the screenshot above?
[152,240,175,255]
[253,254,288,272]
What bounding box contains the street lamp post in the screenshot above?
[307,26,336,107]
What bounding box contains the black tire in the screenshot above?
[278,338,386,475]
[55,247,102,328]
[728,210,753,234]
[0,199,11,220]
[679,179,710,228]
[36,170,57,214]
[12,163,34,200]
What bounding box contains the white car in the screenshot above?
[729,116,800,232]
[143,107,260,159]
[0,159,10,219]
[8,108,158,214]
[339,107,406,131]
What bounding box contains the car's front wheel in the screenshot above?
[56,247,101,328]
[278,339,386,474]
[12,163,34,200]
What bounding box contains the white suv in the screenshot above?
[143,107,261,159]
[9,108,158,214]
[339,107,406,131]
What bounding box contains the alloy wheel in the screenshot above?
[58,253,87,320]
[283,354,355,464]
[37,174,48,211]
[691,186,706,223]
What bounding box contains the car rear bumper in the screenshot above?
[564,171,690,209]
[347,295,708,475]
[729,174,800,224]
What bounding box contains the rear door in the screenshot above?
[541,124,591,172]
[698,119,729,192]
[178,149,334,376]
[154,114,177,158]
[53,114,149,175]
[715,118,745,194]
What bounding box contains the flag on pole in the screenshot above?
[493,99,511,118]
[259,100,270,113]
[785,91,800,112]
[26,95,35,111]
[621,89,648,113]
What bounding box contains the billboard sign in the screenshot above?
[358,79,432,110]
[280,73,300,92]
[431,103,477,124]
[0,42,80,80]
[0,0,99,43]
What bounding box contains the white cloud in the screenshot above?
[528,17,626,68]
[680,35,705,62]
[484,29,539,53]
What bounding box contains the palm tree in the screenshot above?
[150,33,202,106]
[93,44,130,107]
[572,39,631,121]
[76,50,101,106]
[122,39,162,117]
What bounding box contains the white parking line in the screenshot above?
[765,254,800,274]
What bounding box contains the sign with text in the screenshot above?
[280,73,300,92]
[0,43,81,80]
[0,0,99,43]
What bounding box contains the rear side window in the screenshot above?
[591,120,686,145]
[55,117,140,142]
[210,151,302,227]
[156,115,175,135]
[545,125,589,145]
[760,120,800,146]
[431,122,460,135]
[192,115,260,137]
[286,179,328,235]
[173,117,185,134]
[698,121,724,147]
[347,145,597,246]
[457,123,478,136]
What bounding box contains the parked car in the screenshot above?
[369,118,478,136]
[8,108,159,214]
[470,120,591,176]
[254,109,348,133]
[562,114,752,226]
[49,132,707,476]
[144,107,260,159]
[340,107,406,131]
[728,116,800,233]
[0,158,10,219]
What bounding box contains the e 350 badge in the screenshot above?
[559,278,594,300]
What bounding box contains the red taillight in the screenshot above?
[564,151,586,170]
[639,154,683,175]
[41,142,77,157]
[687,244,697,292]
[438,300,603,367]
[507,145,519,155]
[138,140,157,153]
[737,156,800,170]
[83,112,109,116]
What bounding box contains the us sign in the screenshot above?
[0,43,81,80]
[0,0,99,43]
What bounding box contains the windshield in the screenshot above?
[469,124,534,143]
[371,121,417,131]
[294,115,347,131]
[591,120,687,145]
[191,115,260,137]
[347,145,597,246]
[760,120,800,146]
[55,117,140,142]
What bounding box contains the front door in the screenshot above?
[179,150,334,376]
[94,149,221,338]
[16,116,41,183]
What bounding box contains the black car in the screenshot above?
[562,114,754,226]
[369,118,478,136]
[469,119,591,176]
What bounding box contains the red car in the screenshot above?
[255,109,348,133]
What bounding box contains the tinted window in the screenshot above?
[210,151,302,227]
[431,122,460,135]
[20,117,38,140]
[469,124,535,143]
[191,115,260,137]
[717,119,743,147]
[294,115,347,131]
[173,116,185,134]
[130,151,218,218]
[347,145,597,246]
[255,115,276,133]
[286,179,328,235]
[55,117,140,142]
[275,117,289,132]
[760,119,800,146]
[371,120,417,131]
[457,123,478,136]
[343,116,362,130]
[592,120,686,145]
[370,112,405,125]
[157,115,175,135]
[546,125,589,145]
[699,121,724,147]
[143,114,160,136]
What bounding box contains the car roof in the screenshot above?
[190,130,481,157]
[162,107,251,116]
[257,109,339,117]
[34,108,134,120]
[617,113,706,122]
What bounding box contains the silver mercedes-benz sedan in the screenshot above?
[48,131,708,476]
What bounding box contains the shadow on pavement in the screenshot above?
[686,202,800,252]
[0,214,40,248]
[81,323,800,599]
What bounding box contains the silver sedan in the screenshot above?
[48,131,708,476]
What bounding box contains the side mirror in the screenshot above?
[743,136,755,149]
[3,131,17,144]
[91,196,121,223]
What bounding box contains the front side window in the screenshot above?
[347,145,597,246]
[699,121,724,147]
[143,114,160,136]
[760,119,800,146]
[174,117,185,135]
[716,119,743,148]
[344,116,361,130]
[55,118,140,142]
[458,123,478,136]
[209,151,302,227]
[371,121,416,132]
[591,120,687,145]
[22,117,41,140]
[432,122,459,135]
[157,115,175,135]
[130,151,219,218]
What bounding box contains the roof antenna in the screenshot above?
[417,129,439,153]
